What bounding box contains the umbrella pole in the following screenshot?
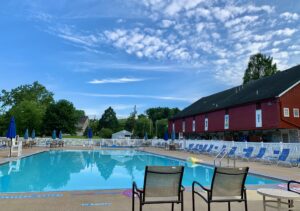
[10,138,12,157]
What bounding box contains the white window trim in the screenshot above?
[192,120,196,132]
[256,109,262,128]
[204,118,208,131]
[293,108,299,118]
[224,114,229,130]
[283,108,290,117]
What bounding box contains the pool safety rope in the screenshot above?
[81,202,112,207]
[0,193,63,199]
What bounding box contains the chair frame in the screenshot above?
[132,166,185,211]
[192,167,249,211]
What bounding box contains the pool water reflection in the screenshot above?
[0,150,280,193]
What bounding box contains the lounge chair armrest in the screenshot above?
[132,182,143,193]
[192,181,210,192]
[181,185,185,192]
[288,180,300,194]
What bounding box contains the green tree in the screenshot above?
[0,81,54,112]
[156,118,168,138]
[9,100,45,135]
[99,128,113,138]
[133,115,152,138]
[243,53,278,84]
[43,100,78,135]
[84,119,99,136]
[117,118,127,131]
[98,107,118,132]
[125,116,135,133]
[146,107,180,124]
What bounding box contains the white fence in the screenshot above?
[2,137,300,159]
[151,139,300,159]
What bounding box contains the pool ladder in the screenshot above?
[213,149,236,168]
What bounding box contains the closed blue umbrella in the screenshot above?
[52,130,57,140]
[87,128,93,147]
[24,128,29,140]
[31,130,36,139]
[163,131,169,141]
[6,117,16,157]
[144,132,148,140]
[171,128,176,141]
[59,131,63,139]
[6,117,16,139]
[87,128,93,139]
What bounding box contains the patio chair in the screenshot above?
[250,147,266,161]
[203,144,214,155]
[227,146,237,158]
[186,144,194,152]
[190,144,199,153]
[263,149,291,166]
[277,149,291,166]
[132,166,185,211]
[192,166,249,211]
[241,147,254,161]
[201,144,208,152]
[213,145,226,156]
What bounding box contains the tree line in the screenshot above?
[87,106,180,138]
[0,82,84,136]
[0,81,180,138]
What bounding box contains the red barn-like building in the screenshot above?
[169,65,300,142]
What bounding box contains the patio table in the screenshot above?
[257,188,300,210]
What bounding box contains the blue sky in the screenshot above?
[0,0,300,118]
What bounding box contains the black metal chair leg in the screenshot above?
[139,197,142,211]
[228,202,231,211]
[181,191,184,211]
[244,190,248,211]
[132,192,135,211]
[192,192,195,211]
[172,203,174,211]
[208,202,211,211]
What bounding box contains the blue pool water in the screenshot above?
[0,150,281,193]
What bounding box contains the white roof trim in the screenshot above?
[278,80,300,97]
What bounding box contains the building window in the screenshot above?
[294,108,299,118]
[192,120,196,132]
[182,121,185,132]
[256,109,262,128]
[224,114,229,129]
[204,118,208,131]
[283,108,290,117]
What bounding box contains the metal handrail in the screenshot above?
[213,149,227,166]
[213,149,237,167]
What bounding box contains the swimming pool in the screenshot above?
[0,150,282,193]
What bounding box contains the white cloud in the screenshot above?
[77,92,194,102]
[161,19,174,28]
[274,28,297,36]
[280,12,299,21]
[88,77,146,84]
[273,39,290,46]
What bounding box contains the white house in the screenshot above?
[112,130,132,139]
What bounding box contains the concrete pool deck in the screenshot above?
[0,146,299,211]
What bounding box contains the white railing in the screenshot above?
[151,139,300,159]
[2,136,299,159]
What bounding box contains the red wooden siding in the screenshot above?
[279,83,300,128]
